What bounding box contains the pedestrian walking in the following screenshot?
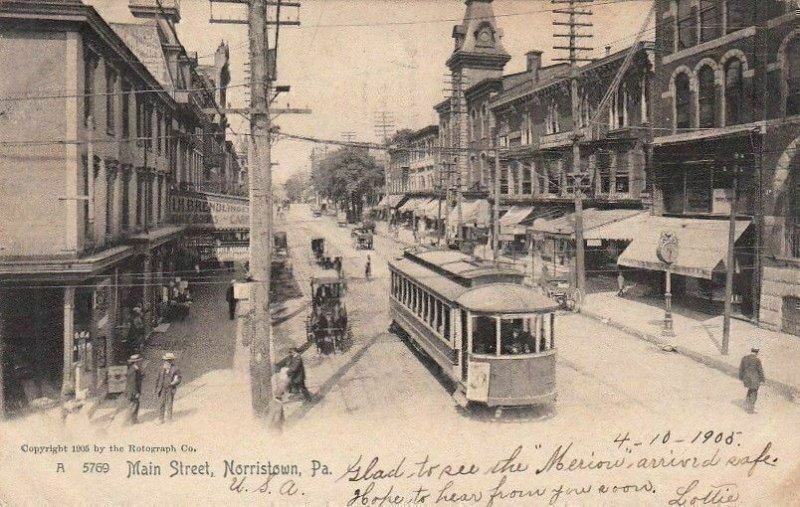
[365,255,372,281]
[286,348,312,402]
[226,279,237,320]
[617,271,625,297]
[155,352,182,423]
[739,348,765,414]
[124,354,144,425]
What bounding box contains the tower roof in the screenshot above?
[447,0,510,71]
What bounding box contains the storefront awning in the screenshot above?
[499,206,535,237]
[421,199,446,219]
[528,208,644,238]
[617,216,751,279]
[447,199,490,228]
[381,194,404,209]
[398,197,425,213]
[376,195,389,207]
[583,211,651,241]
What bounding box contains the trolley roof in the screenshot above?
[403,248,523,282]
[390,250,556,314]
[456,284,559,314]
[310,268,342,285]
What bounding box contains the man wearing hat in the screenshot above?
[739,347,765,414]
[225,280,237,320]
[155,352,181,423]
[125,354,145,425]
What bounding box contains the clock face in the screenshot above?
[661,243,678,264]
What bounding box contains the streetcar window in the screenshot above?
[435,299,443,334]
[500,318,534,355]
[472,316,497,355]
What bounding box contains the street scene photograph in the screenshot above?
[1,0,800,505]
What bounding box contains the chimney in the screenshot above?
[605,46,611,57]
[526,50,543,82]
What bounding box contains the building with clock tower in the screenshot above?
[435,0,511,241]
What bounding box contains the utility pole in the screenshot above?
[722,155,742,355]
[210,0,303,417]
[247,0,273,416]
[373,111,395,145]
[492,142,501,265]
[553,0,592,297]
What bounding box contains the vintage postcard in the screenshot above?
[1,0,799,505]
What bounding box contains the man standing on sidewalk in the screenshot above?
[155,352,182,423]
[124,354,144,425]
[226,280,237,320]
[739,348,765,414]
[365,255,372,281]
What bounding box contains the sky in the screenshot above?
[88,0,651,184]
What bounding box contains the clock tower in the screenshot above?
[445,0,510,202]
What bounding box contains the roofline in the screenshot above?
[0,1,177,111]
[489,41,654,110]
[409,125,439,140]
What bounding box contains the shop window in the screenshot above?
[675,73,691,130]
[105,66,117,135]
[598,151,611,194]
[726,0,749,35]
[500,167,509,195]
[676,0,696,50]
[786,37,800,117]
[685,166,712,213]
[522,167,532,194]
[698,66,717,128]
[548,166,560,194]
[663,16,675,55]
[615,170,630,194]
[105,173,115,236]
[121,82,131,139]
[699,0,719,43]
[83,50,98,126]
[121,169,130,230]
[725,59,744,125]
[546,102,559,134]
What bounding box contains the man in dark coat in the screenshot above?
[739,348,765,414]
[286,348,312,401]
[124,354,144,425]
[225,280,237,320]
[155,352,181,423]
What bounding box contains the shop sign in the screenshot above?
[170,191,250,229]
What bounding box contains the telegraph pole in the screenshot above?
[722,155,742,355]
[553,0,592,296]
[247,0,273,416]
[210,0,303,417]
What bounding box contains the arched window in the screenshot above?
[674,73,691,130]
[724,59,744,125]
[698,66,716,128]
[787,37,800,117]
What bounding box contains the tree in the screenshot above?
[311,147,384,219]
[387,128,415,148]
[283,171,309,202]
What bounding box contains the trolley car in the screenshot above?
[388,248,558,414]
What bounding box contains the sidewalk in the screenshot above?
[581,291,800,401]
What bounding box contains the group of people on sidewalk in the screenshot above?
[124,352,182,426]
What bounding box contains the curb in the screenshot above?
[580,308,799,403]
